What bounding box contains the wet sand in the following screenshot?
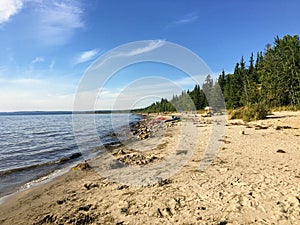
[0,111,299,225]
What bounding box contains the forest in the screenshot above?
[136,35,300,121]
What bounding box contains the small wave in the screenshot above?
[32,131,51,135]
[19,167,70,191]
[32,131,71,138]
[0,152,82,176]
[63,136,74,140]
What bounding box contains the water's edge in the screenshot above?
[0,113,145,202]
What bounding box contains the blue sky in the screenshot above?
[0,0,299,111]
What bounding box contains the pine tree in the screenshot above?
[258,35,300,107]
[202,74,213,106]
[218,70,226,93]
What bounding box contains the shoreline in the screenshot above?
[0,166,71,205]
[0,113,145,201]
[0,111,299,224]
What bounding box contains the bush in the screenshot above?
[229,102,270,122]
[272,105,300,112]
[228,108,244,120]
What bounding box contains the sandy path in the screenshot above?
[0,111,299,224]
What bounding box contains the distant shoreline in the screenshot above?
[0,110,141,116]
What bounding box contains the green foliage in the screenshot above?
[272,105,300,112]
[138,34,300,121]
[257,35,300,107]
[229,102,270,122]
[143,98,176,113]
[188,84,206,110]
[219,34,300,110]
[138,83,210,113]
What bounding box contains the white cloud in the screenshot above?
[0,89,75,111]
[174,74,206,87]
[120,40,165,57]
[0,76,77,111]
[1,1,84,44]
[93,40,166,69]
[31,56,44,64]
[75,49,99,64]
[73,73,210,111]
[0,0,23,24]
[49,60,55,70]
[0,74,198,111]
[174,13,198,25]
[10,78,43,85]
[0,64,209,111]
[93,76,197,110]
[72,76,182,111]
[0,66,7,75]
[0,77,44,86]
[34,0,84,45]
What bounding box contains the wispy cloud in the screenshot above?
[0,75,77,111]
[31,56,44,64]
[174,75,206,87]
[119,40,165,57]
[94,40,166,69]
[34,0,84,45]
[75,49,99,64]
[0,72,206,111]
[93,75,204,110]
[174,13,199,25]
[1,1,84,44]
[0,65,7,74]
[0,77,43,85]
[0,88,75,111]
[49,60,55,70]
[10,78,43,85]
[0,0,24,25]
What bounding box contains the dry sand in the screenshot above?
[0,111,299,225]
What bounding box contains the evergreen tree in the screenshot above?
[202,74,213,106]
[139,34,300,114]
[218,70,226,93]
[258,35,300,106]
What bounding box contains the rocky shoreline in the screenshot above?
[103,114,181,167]
[130,114,179,140]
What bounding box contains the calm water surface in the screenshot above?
[0,113,141,197]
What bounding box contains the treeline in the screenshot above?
[219,34,300,109]
[140,75,221,113]
[137,35,300,117]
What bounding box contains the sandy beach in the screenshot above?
[0,111,299,225]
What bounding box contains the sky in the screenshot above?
[0,0,299,111]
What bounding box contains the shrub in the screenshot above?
[229,102,270,122]
[228,108,244,120]
[272,105,299,112]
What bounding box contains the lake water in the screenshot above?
[0,113,142,198]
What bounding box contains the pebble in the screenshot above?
[276,149,286,153]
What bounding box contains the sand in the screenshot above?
[0,111,299,225]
